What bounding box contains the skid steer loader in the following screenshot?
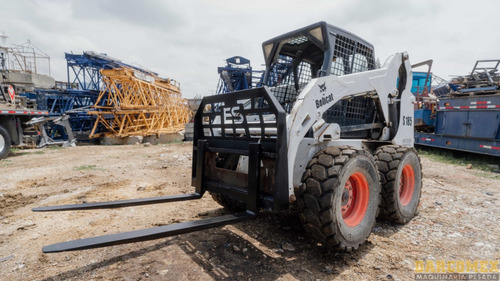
[34,21,422,253]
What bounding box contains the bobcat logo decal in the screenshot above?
[318,82,327,92]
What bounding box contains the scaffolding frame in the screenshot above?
[8,40,51,76]
[89,68,191,138]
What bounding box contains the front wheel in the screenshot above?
[0,125,11,160]
[375,145,422,224]
[210,192,245,211]
[297,146,380,251]
[210,153,245,211]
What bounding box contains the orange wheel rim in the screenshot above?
[399,164,415,206]
[341,172,369,227]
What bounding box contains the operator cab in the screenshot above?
[262,22,379,139]
[262,22,376,110]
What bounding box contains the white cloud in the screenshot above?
[1,0,499,97]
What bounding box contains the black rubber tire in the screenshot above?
[210,192,245,211]
[210,153,246,211]
[374,145,422,224]
[296,146,380,251]
[0,125,11,160]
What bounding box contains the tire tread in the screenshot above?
[374,145,422,224]
[297,146,379,251]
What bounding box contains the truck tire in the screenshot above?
[374,145,422,224]
[0,125,11,160]
[297,146,380,251]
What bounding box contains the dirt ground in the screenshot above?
[0,142,498,281]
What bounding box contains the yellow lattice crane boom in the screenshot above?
[88,68,191,138]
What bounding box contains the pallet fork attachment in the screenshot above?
[33,183,256,253]
[41,212,255,253]
[32,193,203,212]
[33,139,262,253]
[34,87,287,253]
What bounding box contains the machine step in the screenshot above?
[43,211,255,253]
[32,193,202,212]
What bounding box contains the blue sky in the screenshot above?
[1,0,499,98]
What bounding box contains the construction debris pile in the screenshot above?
[434,59,500,97]
[414,59,500,156]
[89,68,191,138]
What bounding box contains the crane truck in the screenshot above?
[0,82,49,159]
[0,37,51,158]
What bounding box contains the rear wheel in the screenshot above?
[297,146,380,251]
[0,125,11,160]
[375,145,422,223]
